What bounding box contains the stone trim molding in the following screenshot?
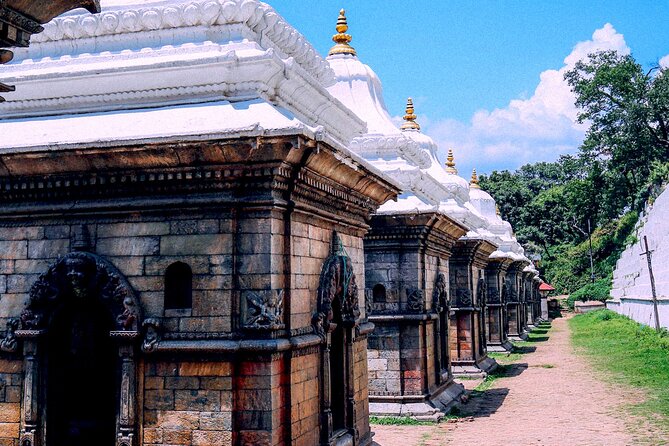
[29,0,335,86]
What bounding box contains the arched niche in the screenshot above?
[312,232,361,446]
[15,252,143,446]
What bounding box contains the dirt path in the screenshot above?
[373,316,664,446]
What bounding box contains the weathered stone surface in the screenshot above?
[160,234,232,255]
[0,242,26,260]
[96,236,159,256]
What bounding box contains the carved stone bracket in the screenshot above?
[487,289,501,304]
[476,277,486,307]
[405,288,424,313]
[432,272,448,313]
[141,318,161,353]
[454,288,472,307]
[0,318,19,353]
[243,289,284,330]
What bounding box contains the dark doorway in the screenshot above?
[329,297,347,434]
[47,299,117,446]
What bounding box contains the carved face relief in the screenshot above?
[64,257,90,299]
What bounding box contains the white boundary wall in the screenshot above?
[609,186,669,328]
[606,297,669,328]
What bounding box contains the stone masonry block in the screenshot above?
[96,237,159,256]
[0,227,42,240]
[155,410,200,430]
[161,234,232,256]
[179,362,231,377]
[163,428,192,444]
[174,390,221,411]
[0,404,19,423]
[0,242,26,260]
[192,430,232,446]
[27,239,69,259]
[6,275,38,294]
[145,256,209,275]
[170,220,219,235]
[199,411,232,431]
[144,390,175,410]
[97,222,170,238]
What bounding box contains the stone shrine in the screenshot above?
[0,0,547,438]
[323,16,469,417]
[0,1,401,445]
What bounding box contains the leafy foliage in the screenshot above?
[566,278,612,309]
[479,50,669,295]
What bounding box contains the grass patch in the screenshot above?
[473,365,512,392]
[570,310,669,432]
[369,416,433,426]
[489,352,524,363]
[533,364,555,369]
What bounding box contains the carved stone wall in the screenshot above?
[505,262,529,339]
[363,212,466,416]
[484,259,512,351]
[448,239,497,375]
[0,135,396,446]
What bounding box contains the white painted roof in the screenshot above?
[0,0,391,176]
[0,99,335,152]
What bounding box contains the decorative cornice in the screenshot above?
[29,0,334,86]
[351,133,431,169]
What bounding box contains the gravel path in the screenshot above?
[372,316,666,446]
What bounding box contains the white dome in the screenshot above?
[469,187,497,219]
[327,54,431,169]
[327,54,399,137]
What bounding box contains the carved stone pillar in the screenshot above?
[113,333,140,446]
[484,258,512,352]
[16,330,44,446]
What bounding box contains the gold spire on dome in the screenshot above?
[470,168,480,189]
[496,205,501,216]
[445,149,458,174]
[400,98,420,130]
[328,9,357,56]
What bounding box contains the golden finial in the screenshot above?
[470,168,480,189]
[328,9,357,56]
[400,97,420,130]
[445,149,457,174]
[496,205,501,216]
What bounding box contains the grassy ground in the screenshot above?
[570,310,669,431]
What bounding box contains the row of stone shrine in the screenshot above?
[0,1,545,445]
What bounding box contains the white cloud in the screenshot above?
[423,23,630,175]
[660,54,669,69]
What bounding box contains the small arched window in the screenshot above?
[372,284,387,303]
[164,262,192,310]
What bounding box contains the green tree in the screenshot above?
[565,50,669,214]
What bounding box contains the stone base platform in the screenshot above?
[369,381,465,421]
[452,356,498,378]
[508,331,529,342]
[487,340,514,352]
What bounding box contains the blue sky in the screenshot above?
[270,1,669,175]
